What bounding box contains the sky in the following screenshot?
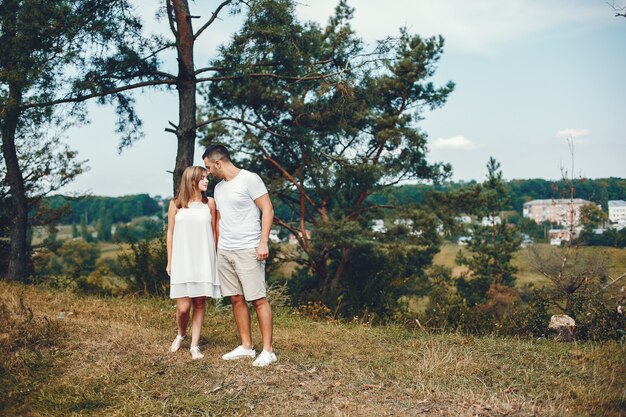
[58,0,626,197]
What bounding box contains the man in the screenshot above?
[202,144,276,367]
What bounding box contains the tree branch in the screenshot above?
[166,0,178,37]
[194,66,227,76]
[195,66,348,84]
[595,272,626,295]
[19,78,177,110]
[347,204,397,221]
[193,0,233,40]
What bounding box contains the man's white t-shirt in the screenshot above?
[214,169,268,251]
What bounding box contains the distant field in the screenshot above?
[99,242,130,260]
[30,226,626,287]
[31,224,78,245]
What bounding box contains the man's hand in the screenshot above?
[256,242,269,261]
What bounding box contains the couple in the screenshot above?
[165,144,276,367]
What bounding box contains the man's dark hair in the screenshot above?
[202,144,231,162]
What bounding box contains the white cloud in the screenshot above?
[430,135,477,150]
[556,128,590,139]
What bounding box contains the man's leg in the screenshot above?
[252,297,273,352]
[231,295,253,349]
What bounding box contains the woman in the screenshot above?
[166,166,221,359]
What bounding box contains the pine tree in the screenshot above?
[455,158,521,306]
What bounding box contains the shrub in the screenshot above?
[567,292,626,341]
[57,239,100,278]
[117,236,168,297]
[82,264,129,296]
[298,301,333,321]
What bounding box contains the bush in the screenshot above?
[117,235,168,297]
[421,284,623,341]
[82,264,129,296]
[57,239,100,278]
[499,289,552,337]
[567,292,626,341]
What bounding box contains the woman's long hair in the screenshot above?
[174,166,208,208]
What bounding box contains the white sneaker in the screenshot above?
[252,350,277,367]
[221,345,256,361]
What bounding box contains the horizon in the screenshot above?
[51,176,626,200]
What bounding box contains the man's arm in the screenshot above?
[254,193,274,260]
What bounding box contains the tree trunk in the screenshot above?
[328,248,349,299]
[171,0,196,196]
[1,85,29,281]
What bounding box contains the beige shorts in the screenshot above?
[217,248,266,301]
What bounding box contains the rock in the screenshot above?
[56,311,74,320]
[548,314,576,341]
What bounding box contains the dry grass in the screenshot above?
[1,280,624,416]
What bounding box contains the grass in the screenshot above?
[1,280,624,416]
[432,243,626,288]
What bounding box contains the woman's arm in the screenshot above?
[166,200,177,276]
[209,198,219,249]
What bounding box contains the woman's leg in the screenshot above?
[171,297,192,352]
[190,296,206,347]
[176,297,192,337]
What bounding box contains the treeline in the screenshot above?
[41,178,625,228]
[370,177,626,213]
[45,194,162,225]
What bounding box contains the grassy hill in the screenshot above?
[1,281,624,416]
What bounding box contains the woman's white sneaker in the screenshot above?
[221,345,256,360]
[252,350,277,367]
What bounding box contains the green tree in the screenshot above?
[2,0,352,282]
[134,199,143,218]
[0,0,160,281]
[201,1,454,312]
[160,0,347,194]
[97,201,112,242]
[579,203,607,230]
[455,158,521,306]
[79,213,91,242]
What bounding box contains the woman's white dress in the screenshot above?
[170,201,221,299]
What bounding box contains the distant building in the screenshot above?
[608,200,626,224]
[522,199,591,227]
[269,229,282,243]
[371,219,386,233]
[455,215,472,224]
[520,233,533,247]
[480,216,501,227]
[548,229,571,246]
[288,229,311,245]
